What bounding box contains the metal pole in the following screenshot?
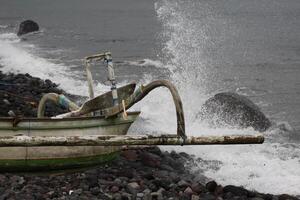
[0,134,264,147]
[104,52,119,106]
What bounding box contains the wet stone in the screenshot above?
[223,185,248,196]
[206,181,218,193]
[177,180,189,188]
[140,152,161,168]
[191,182,204,194]
[191,194,200,200]
[127,182,140,195]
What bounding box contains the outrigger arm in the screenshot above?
[53,79,187,141]
[0,134,264,147]
[32,52,264,147]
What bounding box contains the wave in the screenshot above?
[123,59,165,68]
[0,32,113,97]
[154,0,300,195]
[0,25,8,29]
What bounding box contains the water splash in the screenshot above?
[153,0,300,195]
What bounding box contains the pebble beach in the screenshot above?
[0,71,299,200]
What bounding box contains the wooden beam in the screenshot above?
[0,134,264,147]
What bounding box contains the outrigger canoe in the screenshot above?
[0,52,264,172]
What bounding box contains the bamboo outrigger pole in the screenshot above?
[0,134,263,147]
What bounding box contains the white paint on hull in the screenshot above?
[0,112,139,161]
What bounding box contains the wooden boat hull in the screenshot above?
[0,112,140,171]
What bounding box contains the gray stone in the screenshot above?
[199,193,216,200]
[140,152,161,168]
[137,193,144,198]
[197,92,271,132]
[110,185,119,193]
[121,192,132,200]
[223,185,248,196]
[184,187,194,195]
[17,20,39,36]
[191,195,200,200]
[112,193,122,200]
[151,192,163,200]
[177,180,189,187]
[206,181,217,193]
[126,182,140,194]
[191,182,205,194]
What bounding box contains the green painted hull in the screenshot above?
[0,151,119,172]
[0,112,139,172]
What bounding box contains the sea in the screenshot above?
[0,0,299,195]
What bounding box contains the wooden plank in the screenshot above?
[0,134,264,147]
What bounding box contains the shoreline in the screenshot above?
[0,71,299,200]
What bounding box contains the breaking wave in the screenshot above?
[151,0,300,195]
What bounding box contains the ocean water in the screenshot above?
[0,0,300,195]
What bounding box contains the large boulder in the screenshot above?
[17,20,39,36]
[197,92,271,132]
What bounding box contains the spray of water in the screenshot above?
[150,0,300,195]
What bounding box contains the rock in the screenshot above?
[127,182,140,195]
[180,193,192,200]
[85,175,98,188]
[184,187,194,195]
[168,172,181,183]
[114,178,123,185]
[154,170,169,179]
[191,195,200,200]
[73,188,83,195]
[17,20,39,36]
[262,194,273,200]
[110,185,119,193]
[206,181,218,193]
[197,92,271,132]
[199,193,216,200]
[223,185,248,196]
[116,169,134,179]
[3,99,10,105]
[148,182,159,192]
[143,188,152,200]
[146,146,162,156]
[223,192,234,199]
[112,193,122,200]
[142,172,155,180]
[278,194,299,200]
[0,175,6,185]
[160,164,174,171]
[151,192,163,200]
[137,193,144,198]
[151,179,171,190]
[162,156,184,171]
[191,182,205,194]
[215,185,224,196]
[140,152,161,168]
[179,152,191,159]
[121,150,138,161]
[170,151,181,159]
[177,180,190,188]
[121,192,132,200]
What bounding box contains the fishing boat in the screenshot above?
[0,52,264,172]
